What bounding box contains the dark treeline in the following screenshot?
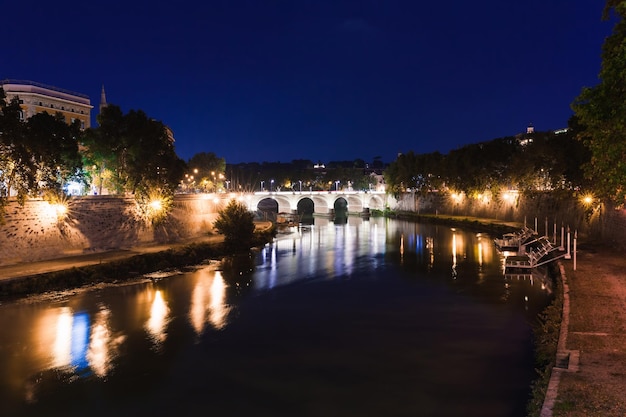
[225,157,386,192]
[384,122,591,198]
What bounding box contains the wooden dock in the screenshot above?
[505,256,532,269]
[503,235,567,270]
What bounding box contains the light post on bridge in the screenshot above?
[270,179,274,192]
[335,180,340,192]
[260,181,265,191]
[299,180,302,192]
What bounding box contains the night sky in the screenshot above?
[2,1,613,164]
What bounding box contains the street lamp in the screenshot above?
[299,180,302,192]
[335,180,340,191]
[270,179,274,192]
[225,180,230,190]
[260,181,265,191]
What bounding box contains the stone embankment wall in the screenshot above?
[0,195,220,265]
[396,191,624,246]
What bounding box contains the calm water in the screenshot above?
[0,218,552,417]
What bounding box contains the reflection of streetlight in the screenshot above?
[270,179,274,192]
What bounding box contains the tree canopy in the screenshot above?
[82,104,186,195]
[572,1,626,204]
[0,87,84,210]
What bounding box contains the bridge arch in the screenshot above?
[255,196,292,214]
[245,191,390,217]
[365,194,385,211]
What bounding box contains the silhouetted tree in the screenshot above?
[572,1,626,204]
[214,200,256,250]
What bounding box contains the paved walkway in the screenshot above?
[0,222,274,282]
[543,244,626,417]
[0,235,223,282]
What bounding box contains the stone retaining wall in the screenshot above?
[0,195,220,265]
[396,192,623,246]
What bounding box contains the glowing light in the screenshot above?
[42,201,69,223]
[582,194,595,205]
[149,199,163,212]
[501,189,518,204]
[146,290,169,344]
[450,191,464,203]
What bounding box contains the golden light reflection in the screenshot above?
[190,270,230,334]
[452,232,457,278]
[426,236,434,268]
[52,307,73,368]
[146,290,169,344]
[209,272,229,329]
[87,307,124,377]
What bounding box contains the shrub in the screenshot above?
[213,200,256,251]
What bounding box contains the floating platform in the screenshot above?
[505,255,532,269]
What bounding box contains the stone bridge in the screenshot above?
[242,190,389,216]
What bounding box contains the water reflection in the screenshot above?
[190,269,230,333]
[146,289,169,345]
[0,217,555,417]
[87,306,123,377]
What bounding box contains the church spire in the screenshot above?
[99,85,107,113]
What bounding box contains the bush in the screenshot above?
[213,200,256,251]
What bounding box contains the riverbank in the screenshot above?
[0,221,276,300]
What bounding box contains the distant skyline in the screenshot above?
[2,1,614,164]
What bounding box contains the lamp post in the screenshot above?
[299,180,302,192]
[335,180,340,192]
[270,179,274,192]
[260,181,265,191]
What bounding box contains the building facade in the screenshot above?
[0,79,92,129]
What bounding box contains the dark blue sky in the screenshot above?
[2,1,613,164]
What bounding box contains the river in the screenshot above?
[0,217,552,417]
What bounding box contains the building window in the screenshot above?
[50,104,54,108]
[39,101,43,106]
[81,121,85,129]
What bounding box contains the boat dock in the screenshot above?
[499,230,569,270]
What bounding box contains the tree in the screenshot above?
[572,1,626,204]
[213,200,256,250]
[26,112,84,193]
[0,89,36,206]
[187,152,226,192]
[82,104,185,195]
